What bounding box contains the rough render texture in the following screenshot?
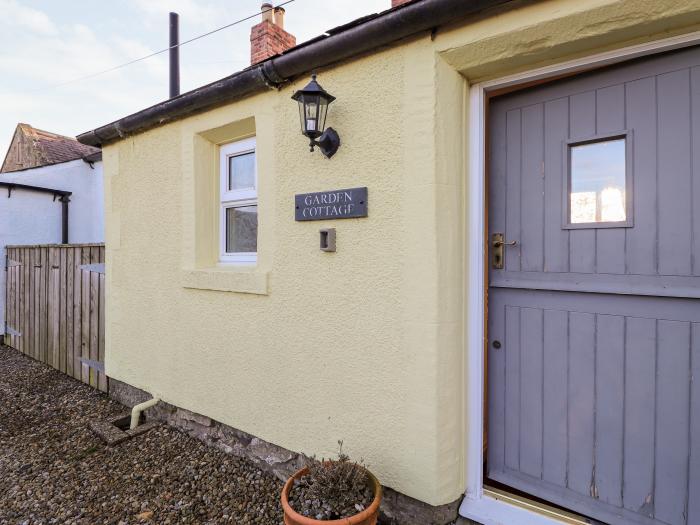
[103,44,465,506]
[101,0,700,509]
[109,379,463,525]
[250,20,296,65]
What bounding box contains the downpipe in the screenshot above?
[130,397,160,430]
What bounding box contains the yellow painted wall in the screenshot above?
[103,0,700,506]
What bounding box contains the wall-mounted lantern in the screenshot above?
[291,73,340,159]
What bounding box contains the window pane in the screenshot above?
[226,205,257,253]
[570,138,626,224]
[228,152,255,191]
[318,102,328,134]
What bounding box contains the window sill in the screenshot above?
[181,266,269,295]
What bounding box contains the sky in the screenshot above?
[0,0,389,156]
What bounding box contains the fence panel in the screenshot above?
[4,244,106,392]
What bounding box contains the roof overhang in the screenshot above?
[77,0,515,147]
[0,181,72,198]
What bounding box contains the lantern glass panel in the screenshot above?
[297,100,305,134]
[305,100,318,119]
[317,100,328,134]
[305,100,319,133]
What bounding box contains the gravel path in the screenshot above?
[0,346,284,525]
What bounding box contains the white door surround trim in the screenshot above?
[460,29,700,525]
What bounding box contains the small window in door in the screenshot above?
[565,133,632,229]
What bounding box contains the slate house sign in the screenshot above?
[295,187,368,221]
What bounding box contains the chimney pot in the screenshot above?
[391,0,412,6]
[274,7,285,29]
[261,2,274,23]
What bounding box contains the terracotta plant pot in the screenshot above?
[281,466,382,525]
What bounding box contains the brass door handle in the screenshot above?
[492,233,517,269]
[492,239,517,247]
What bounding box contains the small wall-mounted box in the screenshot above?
[319,228,336,252]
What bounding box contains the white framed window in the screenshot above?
[220,137,258,264]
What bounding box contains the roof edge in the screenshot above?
[82,151,103,163]
[0,181,72,197]
[0,156,94,174]
[78,0,514,147]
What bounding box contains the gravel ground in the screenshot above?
[0,345,284,525]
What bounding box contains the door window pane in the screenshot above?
[228,152,255,191]
[225,205,258,253]
[570,138,626,224]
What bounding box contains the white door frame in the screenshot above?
[460,29,700,525]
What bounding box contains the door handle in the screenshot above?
[492,233,517,269]
[492,239,517,247]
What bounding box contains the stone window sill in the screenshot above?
[181,266,269,295]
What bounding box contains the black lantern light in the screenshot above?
[291,73,340,158]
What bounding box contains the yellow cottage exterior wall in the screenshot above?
[103,0,700,506]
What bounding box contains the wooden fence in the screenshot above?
[4,244,107,392]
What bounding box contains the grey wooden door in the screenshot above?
[487,46,700,525]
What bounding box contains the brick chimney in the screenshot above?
[391,0,412,6]
[250,3,296,65]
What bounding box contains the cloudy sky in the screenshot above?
[0,0,389,155]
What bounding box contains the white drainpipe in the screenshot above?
[130,397,160,430]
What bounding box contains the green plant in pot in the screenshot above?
[281,441,382,525]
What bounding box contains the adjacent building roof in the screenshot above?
[77,0,512,147]
[2,123,101,173]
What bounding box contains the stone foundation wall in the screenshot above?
[108,378,463,525]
